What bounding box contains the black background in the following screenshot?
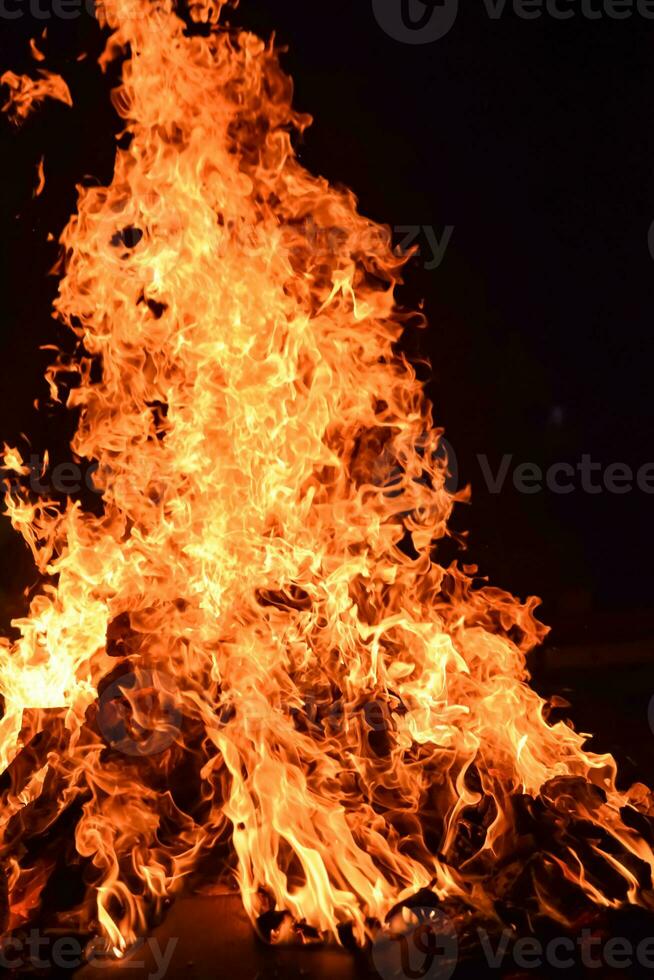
[0,4,653,681]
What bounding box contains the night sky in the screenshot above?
[0,0,653,644]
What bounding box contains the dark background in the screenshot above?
[0,2,653,774]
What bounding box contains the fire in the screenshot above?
[0,0,653,956]
[0,69,72,124]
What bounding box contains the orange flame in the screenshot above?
[29,34,47,64]
[34,156,46,198]
[0,69,72,125]
[0,0,653,953]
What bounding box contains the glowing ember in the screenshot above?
[0,0,653,956]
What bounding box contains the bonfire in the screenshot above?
[0,0,652,962]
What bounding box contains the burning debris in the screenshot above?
[0,0,653,966]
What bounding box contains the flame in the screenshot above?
[29,36,47,64]
[34,157,46,198]
[0,0,653,953]
[0,69,72,125]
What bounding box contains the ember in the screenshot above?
[0,0,653,966]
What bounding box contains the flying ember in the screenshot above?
[0,0,653,960]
